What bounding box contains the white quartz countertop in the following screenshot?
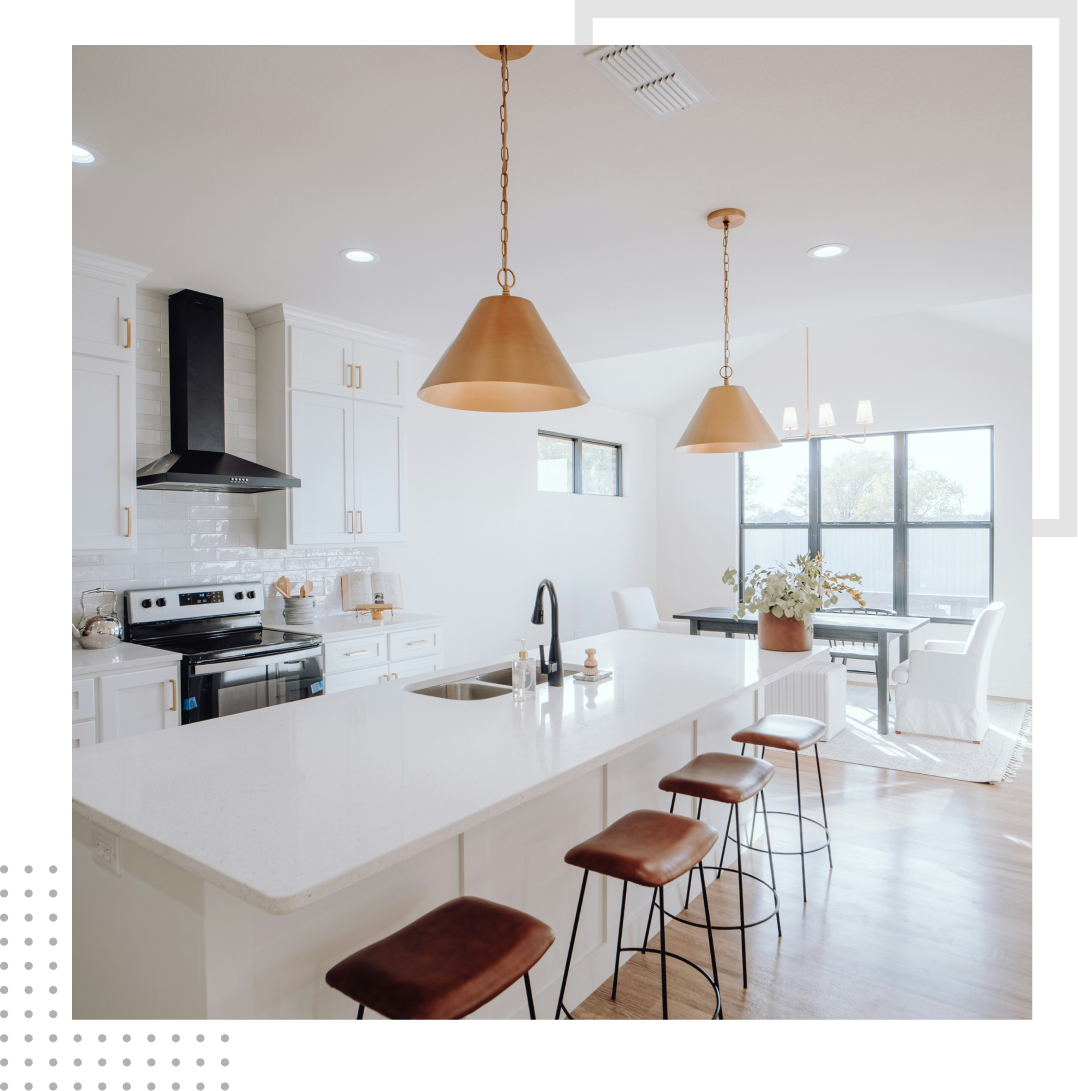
[72,630,824,914]
[72,641,183,679]
[262,610,444,642]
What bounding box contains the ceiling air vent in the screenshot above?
[585,44,713,120]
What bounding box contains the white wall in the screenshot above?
[654,310,1031,699]
[379,357,658,668]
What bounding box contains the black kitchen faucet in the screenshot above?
[531,579,563,686]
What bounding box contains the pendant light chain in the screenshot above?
[720,220,732,384]
[497,45,516,295]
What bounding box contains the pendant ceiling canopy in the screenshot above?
[418,46,589,413]
[676,209,780,454]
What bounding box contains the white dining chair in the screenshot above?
[890,602,1006,743]
[611,588,690,635]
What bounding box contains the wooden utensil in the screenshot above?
[299,580,314,598]
[274,576,292,598]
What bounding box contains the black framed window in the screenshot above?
[538,431,622,496]
[738,426,993,622]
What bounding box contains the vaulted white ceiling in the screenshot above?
[73,44,1030,364]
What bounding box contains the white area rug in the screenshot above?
[817,684,1032,784]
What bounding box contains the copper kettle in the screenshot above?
[73,588,123,649]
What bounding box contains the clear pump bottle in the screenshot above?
[512,639,536,700]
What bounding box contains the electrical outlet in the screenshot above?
[91,825,121,875]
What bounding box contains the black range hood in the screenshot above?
[137,289,300,494]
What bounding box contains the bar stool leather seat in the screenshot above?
[325,896,554,1020]
[659,753,774,804]
[731,713,826,751]
[564,809,719,888]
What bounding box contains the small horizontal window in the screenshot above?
[538,431,622,496]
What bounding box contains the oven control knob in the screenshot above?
[235,591,244,600]
[156,597,167,607]
[246,590,257,599]
[141,598,152,609]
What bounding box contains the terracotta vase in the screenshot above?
[757,610,813,652]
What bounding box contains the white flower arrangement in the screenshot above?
[722,552,866,628]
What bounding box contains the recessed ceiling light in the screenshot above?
[807,243,849,259]
[340,249,380,263]
[72,142,100,164]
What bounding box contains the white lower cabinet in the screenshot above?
[99,665,181,742]
[321,624,443,693]
[73,719,97,750]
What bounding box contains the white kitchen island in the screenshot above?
[72,629,824,1019]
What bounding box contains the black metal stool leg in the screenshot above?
[681,798,704,910]
[795,751,807,901]
[815,744,833,868]
[658,884,669,1020]
[759,789,781,937]
[715,802,735,879]
[749,791,760,846]
[735,802,747,988]
[555,870,589,1020]
[357,1004,364,1019]
[524,971,536,1019]
[611,880,628,1000]
[697,861,720,1005]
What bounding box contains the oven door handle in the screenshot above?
[193,649,322,675]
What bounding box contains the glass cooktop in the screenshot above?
[131,627,320,661]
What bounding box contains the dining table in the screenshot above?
[672,606,931,734]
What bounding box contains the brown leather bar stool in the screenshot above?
[730,714,832,903]
[555,809,722,1020]
[325,896,554,1019]
[649,752,780,989]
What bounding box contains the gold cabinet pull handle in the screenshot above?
[124,317,132,349]
[348,510,354,534]
[391,672,398,680]
[344,648,371,657]
[357,510,363,534]
[347,363,354,388]
[406,639,429,646]
[169,678,177,712]
[356,364,362,389]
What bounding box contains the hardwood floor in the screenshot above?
[572,746,1032,1019]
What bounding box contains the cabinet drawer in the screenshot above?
[73,720,97,750]
[72,677,96,722]
[326,634,387,673]
[389,627,442,662]
[386,654,443,682]
[325,664,385,694]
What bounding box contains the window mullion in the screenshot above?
[808,437,820,557]
[894,431,908,617]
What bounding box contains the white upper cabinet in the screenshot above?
[72,250,150,365]
[251,304,413,548]
[353,342,404,405]
[290,326,353,396]
[72,250,151,553]
[355,401,404,537]
[73,354,137,551]
[290,390,356,545]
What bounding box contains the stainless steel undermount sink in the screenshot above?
[409,681,510,701]
[406,661,587,699]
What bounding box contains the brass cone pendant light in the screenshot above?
[676,209,780,453]
[418,46,589,413]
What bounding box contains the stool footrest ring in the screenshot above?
[732,811,831,855]
[662,866,779,931]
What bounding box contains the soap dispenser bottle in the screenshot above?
[512,639,536,700]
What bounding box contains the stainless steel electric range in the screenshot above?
[122,582,324,724]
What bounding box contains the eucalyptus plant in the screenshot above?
[722,552,866,628]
